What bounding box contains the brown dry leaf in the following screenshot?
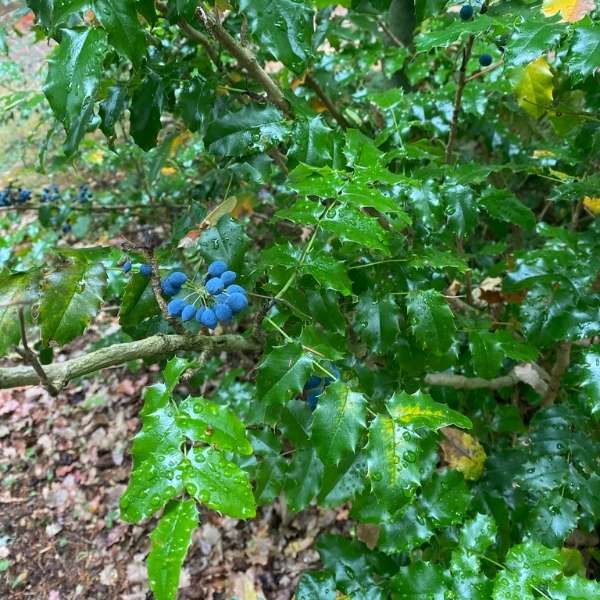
[440,427,487,481]
[231,193,255,218]
[542,0,595,22]
[310,97,328,113]
[514,363,550,395]
[357,523,380,550]
[228,569,264,600]
[178,196,238,248]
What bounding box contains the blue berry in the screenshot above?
[195,307,207,322]
[215,303,233,323]
[140,264,152,277]
[62,224,71,234]
[207,260,228,277]
[307,391,320,411]
[205,277,225,295]
[168,298,186,316]
[169,271,188,287]
[199,308,218,329]
[161,279,178,297]
[305,375,322,390]
[181,304,196,321]
[226,292,248,313]
[123,261,132,273]
[459,5,473,20]
[479,53,492,67]
[215,293,228,304]
[221,270,236,286]
[226,284,246,296]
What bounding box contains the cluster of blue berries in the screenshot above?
[0,185,32,207]
[167,260,248,330]
[76,184,92,203]
[459,5,492,67]
[303,365,340,410]
[41,185,61,203]
[122,260,187,292]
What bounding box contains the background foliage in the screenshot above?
[1,0,600,598]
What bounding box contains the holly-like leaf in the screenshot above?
[512,57,554,119]
[197,216,249,273]
[570,22,600,78]
[40,258,106,346]
[43,27,108,153]
[256,342,314,406]
[365,415,423,513]
[130,72,164,150]
[94,0,146,67]
[178,396,253,455]
[469,330,505,379]
[239,0,314,72]
[178,77,213,133]
[99,84,128,137]
[353,292,400,355]
[0,271,38,357]
[419,470,471,527]
[205,105,287,157]
[480,189,536,230]
[119,272,159,328]
[528,492,578,546]
[183,447,256,519]
[406,289,456,354]
[147,499,198,600]
[579,346,600,414]
[312,381,367,467]
[444,183,477,238]
[296,571,337,600]
[547,575,600,599]
[386,390,472,430]
[507,17,563,67]
[284,447,324,512]
[27,0,88,29]
[440,428,487,481]
[255,454,287,504]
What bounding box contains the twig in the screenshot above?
[0,332,256,391]
[425,369,519,390]
[378,19,403,48]
[178,19,222,70]
[465,61,503,82]
[304,73,350,130]
[14,308,59,396]
[542,342,572,407]
[445,35,475,164]
[196,6,291,116]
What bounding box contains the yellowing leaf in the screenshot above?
[170,130,191,155]
[512,57,554,118]
[160,166,177,176]
[440,427,486,481]
[583,196,600,215]
[532,149,556,158]
[542,0,595,22]
[85,149,105,164]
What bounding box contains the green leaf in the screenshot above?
[289,116,342,167]
[406,289,456,354]
[312,381,367,467]
[284,447,324,512]
[296,571,337,600]
[416,14,500,52]
[353,292,400,355]
[119,272,159,329]
[419,470,471,526]
[528,492,578,546]
[255,454,287,504]
[469,331,505,379]
[197,216,249,273]
[99,84,128,137]
[341,181,411,218]
[480,189,536,230]
[444,183,477,238]
[239,0,314,72]
[205,105,287,157]
[94,0,146,66]
[386,390,472,430]
[579,346,600,414]
[256,342,314,406]
[130,72,164,150]
[178,396,253,455]
[27,0,89,29]
[322,204,390,254]
[507,17,563,67]
[570,21,600,79]
[40,258,106,346]
[390,561,448,598]
[43,27,108,153]
[0,271,38,357]
[183,447,256,519]
[548,575,600,600]
[147,499,198,600]
[511,57,554,119]
[365,415,423,513]
[492,541,562,600]
[178,77,213,133]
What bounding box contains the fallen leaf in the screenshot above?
[440,427,487,481]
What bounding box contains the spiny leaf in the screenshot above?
[311,381,367,467]
[406,289,456,354]
[0,271,38,357]
[147,499,198,600]
[512,57,554,119]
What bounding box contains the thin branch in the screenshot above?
[445,35,475,164]
[304,73,350,130]
[0,333,256,391]
[178,19,222,70]
[378,19,403,48]
[196,6,291,116]
[14,308,58,396]
[465,60,503,82]
[0,202,182,214]
[542,342,572,407]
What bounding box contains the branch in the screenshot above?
[14,308,59,396]
[445,34,475,164]
[0,333,255,391]
[196,6,291,116]
[542,342,572,407]
[304,73,350,130]
[425,362,551,395]
[178,19,222,70]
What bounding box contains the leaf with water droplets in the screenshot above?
[183,447,256,519]
[178,396,253,455]
[406,289,456,354]
[147,498,198,600]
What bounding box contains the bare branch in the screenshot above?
[304,73,350,130]
[0,332,256,391]
[542,342,572,407]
